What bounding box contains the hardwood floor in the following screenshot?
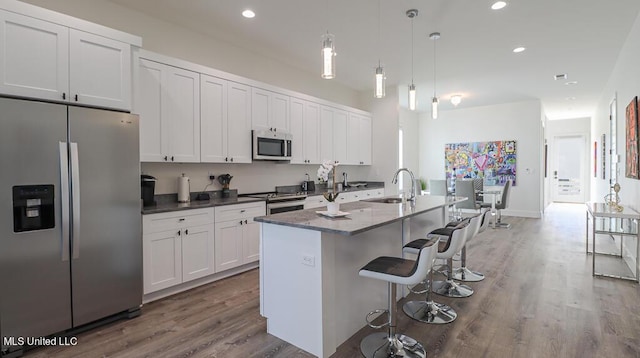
[25,203,640,357]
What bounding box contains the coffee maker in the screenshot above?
[141,174,157,207]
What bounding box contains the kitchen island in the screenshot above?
[256,195,464,358]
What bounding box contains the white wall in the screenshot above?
[545,117,591,205]
[418,100,544,218]
[592,11,640,210]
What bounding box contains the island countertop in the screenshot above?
[254,195,465,236]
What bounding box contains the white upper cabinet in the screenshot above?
[346,113,372,165]
[0,10,69,102]
[201,75,252,164]
[136,57,200,163]
[0,6,137,111]
[290,97,320,164]
[319,105,334,162]
[69,29,131,110]
[333,108,348,165]
[252,87,290,133]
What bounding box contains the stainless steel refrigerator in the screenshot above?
[0,97,142,355]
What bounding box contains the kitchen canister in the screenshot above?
[177,173,190,203]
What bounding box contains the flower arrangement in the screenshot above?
[317,160,339,202]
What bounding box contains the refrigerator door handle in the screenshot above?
[70,142,81,259]
[59,142,70,262]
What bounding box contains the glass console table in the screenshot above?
[585,202,639,282]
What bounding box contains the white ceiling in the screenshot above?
[110,0,640,120]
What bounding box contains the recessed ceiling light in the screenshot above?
[565,81,578,85]
[242,9,255,18]
[554,74,568,80]
[513,47,526,53]
[491,1,507,10]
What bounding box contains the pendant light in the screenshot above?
[321,0,335,79]
[430,32,440,119]
[407,9,418,111]
[374,0,385,98]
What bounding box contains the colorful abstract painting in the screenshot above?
[625,96,639,179]
[445,140,516,186]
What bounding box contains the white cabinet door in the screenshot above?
[333,109,348,164]
[69,29,131,111]
[251,87,270,131]
[165,66,200,163]
[320,106,334,162]
[346,113,361,165]
[271,92,290,132]
[181,224,215,283]
[137,59,166,162]
[304,101,321,164]
[214,220,243,272]
[289,98,305,164]
[227,82,252,163]
[0,10,69,102]
[360,115,372,165]
[143,229,182,294]
[305,195,327,209]
[200,74,227,163]
[242,219,261,264]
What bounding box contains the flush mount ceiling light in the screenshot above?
[554,73,568,80]
[565,81,578,85]
[430,31,440,119]
[241,9,255,18]
[321,0,336,79]
[374,0,385,98]
[407,9,418,110]
[450,94,462,106]
[491,1,507,10]
[513,46,526,53]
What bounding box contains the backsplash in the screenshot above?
[141,162,378,195]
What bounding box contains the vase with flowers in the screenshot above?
[317,160,340,214]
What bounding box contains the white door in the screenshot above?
[251,87,270,131]
[143,230,182,294]
[200,74,227,163]
[319,106,334,161]
[227,82,252,163]
[242,219,261,264]
[136,59,165,162]
[69,29,131,111]
[303,101,321,164]
[214,220,243,272]
[289,98,305,164]
[0,10,69,102]
[181,224,215,282]
[333,109,348,164]
[360,116,372,165]
[164,66,200,162]
[552,135,586,203]
[271,93,290,132]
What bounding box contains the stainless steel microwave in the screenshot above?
[252,130,292,161]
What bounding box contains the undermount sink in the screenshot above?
[364,196,404,204]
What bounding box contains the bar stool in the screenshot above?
[431,214,483,298]
[450,210,491,282]
[401,223,468,324]
[358,237,439,358]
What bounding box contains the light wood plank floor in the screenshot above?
[25,203,640,357]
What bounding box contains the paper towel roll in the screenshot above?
[178,174,190,203]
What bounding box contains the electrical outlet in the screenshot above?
[208,172,215,181]
[301,255,315,267]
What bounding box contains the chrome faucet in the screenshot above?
[392,168,417,201]
[342,172,348,187]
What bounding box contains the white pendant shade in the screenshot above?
[321,33,335,79]
[374,65,385,98]
[432,97,439,119]
[409,84,416,111]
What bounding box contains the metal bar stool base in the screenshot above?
[451,267,485,282]
[360,332,427,358]
[432,279,474,298]
[403,300,457,324]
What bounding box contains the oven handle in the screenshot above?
[267,200,306,209]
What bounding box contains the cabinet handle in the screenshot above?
[244,219,248,224]
[269,127,273,131]
[164,156,168,161]
[74,94,78,102]
[185,229,189,235]
[62,93,66,100]
[179,218,185,221]
[239,220,243,225]
[177,230,181,236]
[225,157,228,162]
[171,156,175,162]
[230,157,234,162]
[240,209,246,213]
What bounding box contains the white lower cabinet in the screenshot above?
[214,202,266,272]
[143,208,214,294]
[305,188,384,209]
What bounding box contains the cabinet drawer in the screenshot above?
[143,208,214,234]
[215,202,266,222]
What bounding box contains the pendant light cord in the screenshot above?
[411,16,414,84]
[378,0,381,65]
[433,36,437,97]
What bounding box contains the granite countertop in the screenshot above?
[303,181,385,196]
[254,195,465,236]
[142,196,264,215]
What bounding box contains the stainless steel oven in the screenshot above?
[245,192,307,215]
